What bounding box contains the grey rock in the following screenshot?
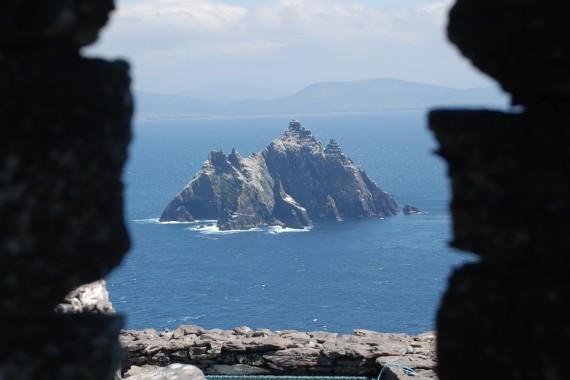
[402,205,423,215]
[176,325,204,336]
[56,280,115,315]
[253,328,273,337]
[309,331,338,343]
[380,366,435,380]
[120,326,437,378]
[244,336,292,352]
[377,355,437,370]
[208,364,271,376]
[125,364,206,380]
[263,348,321,369]
[233,326,254,336]
[160,120,399,230]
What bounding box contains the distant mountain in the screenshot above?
[135,78,509,119]
[179,84,290,101]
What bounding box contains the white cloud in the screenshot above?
[101,0,452,54]
[117,0,248,34]
[90,0,488,92]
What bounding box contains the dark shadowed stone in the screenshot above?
[437,264,570,380]
[430,110,570,262]
[0,51,132,316]
[448,0,570,108]
[0,314,123,380]
[382,367,435,380]
[0,0,115,47]
[207,364,271,376]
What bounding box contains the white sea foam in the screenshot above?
[267,226,313,234]
[135,218,313,235]
[188,224,263,235]
[132,218,216,225]
[132,218,161,224]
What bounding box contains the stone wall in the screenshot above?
[0,1,132,379]
[430,1,570,380]
[120,326,436,379]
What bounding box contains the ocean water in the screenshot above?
[108,111,472,335]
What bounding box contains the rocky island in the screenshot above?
[160,120,400,230]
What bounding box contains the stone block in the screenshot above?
[437,263,570,380]
[0,314,123,380]
[0,0,115,47]
[430,110,570,262]
[0,52,132,316]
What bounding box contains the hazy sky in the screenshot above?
[89,0,495,94]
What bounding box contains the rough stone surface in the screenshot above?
[125,364,206,380]
[448,0,570,108]
[56,280,115,315]
[160,120,399,230]
[0,1,132,379]
[0,315,124,380]
[437,264,570,380]
[0,50,132,316]
[0,0,115,46]
[429,111,570,262]
[120,326,436,377]
[402,205,423,215]
[431,2,570,379]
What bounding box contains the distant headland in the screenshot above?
[160,120,400,230]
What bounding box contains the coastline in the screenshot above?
[120,325,437,379]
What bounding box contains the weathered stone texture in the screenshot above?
[56,280,115,315]
[124,364,206,380]
[0,0,115,46]
[430,111,570,262]
[432,1,570,380]
[448,0,570,108]
[0,1,132,379]
[119,326,437,378]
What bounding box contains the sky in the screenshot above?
[89,0,496,94]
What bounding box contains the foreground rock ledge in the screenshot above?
[120,326,437,379]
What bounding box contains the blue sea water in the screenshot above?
[107,111,472,335]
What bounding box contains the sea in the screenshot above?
[107,111,474,335]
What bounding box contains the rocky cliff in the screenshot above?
[160,120,399,230]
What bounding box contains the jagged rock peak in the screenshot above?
[208,150,226,163]
[228,148,242,169]
[272,120,322,153]
[287,119,312,137]
[160,120,400,230]
[325,139,343,157]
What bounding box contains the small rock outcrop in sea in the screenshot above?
[160,120,400,230]
[403,205,423,215]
